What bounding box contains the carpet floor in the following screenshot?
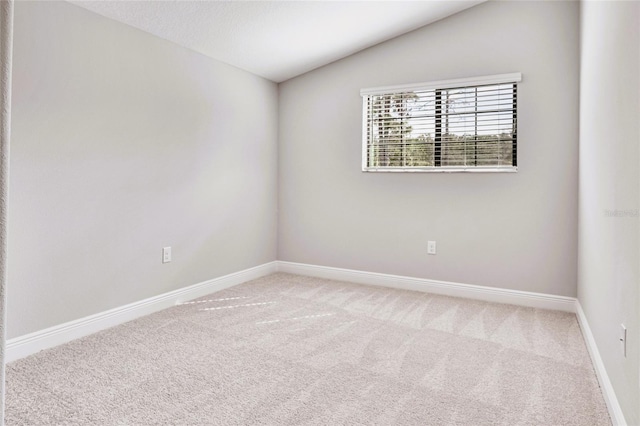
[6,273,610,425]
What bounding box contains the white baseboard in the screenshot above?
[277,261,577,312]
[575,302,627,426]
[7,259,624,426]
[6,261,278,363]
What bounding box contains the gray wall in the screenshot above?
[8,1,279,338]
[278,1,580,297]
[578,1,640,424]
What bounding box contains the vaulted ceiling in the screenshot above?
[69,1,485,82]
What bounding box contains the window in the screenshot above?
[361,73,521,172]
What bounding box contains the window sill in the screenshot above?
[362,166,518,173]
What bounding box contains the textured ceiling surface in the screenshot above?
[69,1,484,83]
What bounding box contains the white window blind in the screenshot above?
[361,73,521,172]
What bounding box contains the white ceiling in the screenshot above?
[69,0,485,83]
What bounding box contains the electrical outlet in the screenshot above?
[427,241,437,255]
[162,247,171,264]
[620,324,627,357]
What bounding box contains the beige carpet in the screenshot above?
[6,273,610,425]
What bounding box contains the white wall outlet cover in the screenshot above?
[427,241,437,255]
[620,324,626,357]
[162,247,171,263]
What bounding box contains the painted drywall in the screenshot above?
[8,1,278,338]
[278,1,580,297]
[578,1,640,424]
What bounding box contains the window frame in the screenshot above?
[361,73,522,173]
